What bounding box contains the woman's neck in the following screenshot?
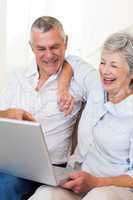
[108,89,133,103]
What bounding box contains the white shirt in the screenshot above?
[0,56,98,164]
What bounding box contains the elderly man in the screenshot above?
[0,16,99,199]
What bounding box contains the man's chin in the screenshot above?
[47,67,61,75]
[39,62,62,74]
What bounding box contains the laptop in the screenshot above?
[0,118,74,186]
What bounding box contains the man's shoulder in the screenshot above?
[66,54,88,63]
[66,54,98,84]
[66,54,95,72]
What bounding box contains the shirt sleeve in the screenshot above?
[66,55,102,101]
[0,72,18,110]
[125,131,133,177]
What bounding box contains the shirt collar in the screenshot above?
[26,59,39,78]
[25,58,63,87]
[104,94,133,118]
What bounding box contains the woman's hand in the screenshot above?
[58,90,74,116]
[61,171,133,193]
[61,171,99,193]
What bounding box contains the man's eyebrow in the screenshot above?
[36,45,45,48]
[111,61,117,64]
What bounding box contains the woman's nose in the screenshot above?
[103,65,111,74]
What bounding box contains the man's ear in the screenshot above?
[29,41,34,52]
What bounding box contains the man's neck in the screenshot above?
[35,72,49,91]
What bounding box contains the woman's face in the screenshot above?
[99,51,132,96]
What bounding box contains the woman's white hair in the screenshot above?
[102,32,133,89]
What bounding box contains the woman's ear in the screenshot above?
[129,71,133,87]
[65,35,68,49]
[130,71,133,79]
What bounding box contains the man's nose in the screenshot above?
[45,49,53,59]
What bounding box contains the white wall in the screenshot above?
[0,0,6,84]
[0,0,133,88]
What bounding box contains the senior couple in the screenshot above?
[0,16,133,200]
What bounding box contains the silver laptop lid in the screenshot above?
[0,118,57,186]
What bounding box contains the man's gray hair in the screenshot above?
[30,16,66,41]
[102,32,133,89]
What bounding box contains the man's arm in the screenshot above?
[0,108,36,121]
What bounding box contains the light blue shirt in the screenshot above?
[67,55,133,178]
[81,94,133,177]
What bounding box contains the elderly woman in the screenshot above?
[29,32,133,200]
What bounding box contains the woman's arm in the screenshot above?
[61,171,133,193]
[58,60,74,116]
[99,174,133,188]
[58,60,73,93]
[58,55,102,115]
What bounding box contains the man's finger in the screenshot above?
[23,112,36,122]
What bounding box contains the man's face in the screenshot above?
[30,27,67,79]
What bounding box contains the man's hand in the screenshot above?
[0,108,36,122]
[58,91,74,116]
[61,171,99,193]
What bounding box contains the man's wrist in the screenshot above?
[0,110,8,118]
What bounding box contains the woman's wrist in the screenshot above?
[96,177,112,187]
